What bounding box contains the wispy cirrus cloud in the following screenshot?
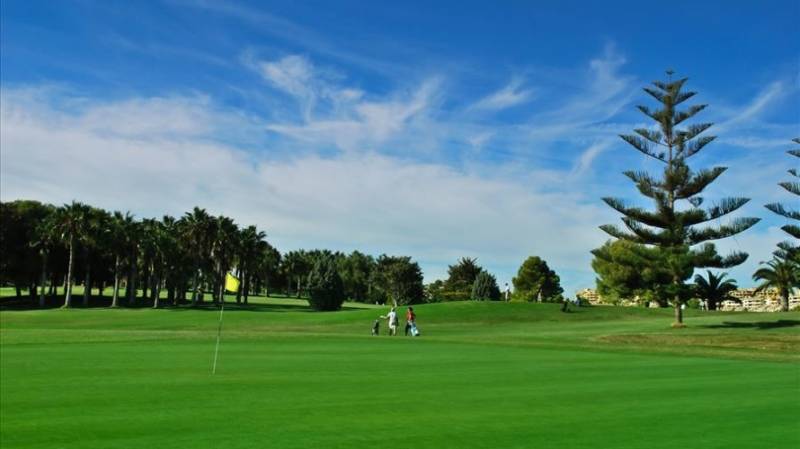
[173,0,415,78]
[469,78,534,112]
[2,42,795,294]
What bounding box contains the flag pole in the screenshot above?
[212,299,224,375]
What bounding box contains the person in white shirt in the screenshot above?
[504,283,511,302]
[382,307,398,336]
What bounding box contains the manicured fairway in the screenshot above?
[1,299,799,449]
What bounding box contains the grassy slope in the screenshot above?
[1,298,799,449]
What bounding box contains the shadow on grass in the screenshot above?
[166,302,368,313]
[0,295,366,313]
[700,320,800,330]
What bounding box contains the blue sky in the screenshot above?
[2,0,799,294]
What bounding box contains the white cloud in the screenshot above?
[2,46,793,295]
[470,78,533,111]
[717,81,784,131]
[571,140,613,177]
[264,75,441,153]
[0,87,614,293]
[259,54,315,99]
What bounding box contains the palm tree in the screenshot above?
[180,207,212,305]
[125,220,143,306]
[282,250,310,298]
[693,271,738,311]
[237,225,267,304]
[139,218,162,308]
[81,207,110,307]
[51,202,91,308]
[753,257,800,312]
[109,211,136,308]
[255,242,281,298]
[161,215,193,306]
[31,207,58,308]
[210,215,238,304]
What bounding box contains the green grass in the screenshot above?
[1,298,799,449]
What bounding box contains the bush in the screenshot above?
[471,271,501,301]
[306,254,345,311]
[512,256,563,302]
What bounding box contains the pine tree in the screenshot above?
[765,138,800,261]
[600,72,759,325]
[471,271,501,301]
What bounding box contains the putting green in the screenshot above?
[1,299,798,449]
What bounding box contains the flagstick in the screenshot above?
[212,299,224,375]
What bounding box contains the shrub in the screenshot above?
[471,271,501,301]
[306,254,345,311]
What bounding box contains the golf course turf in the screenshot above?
[1,298,798,449]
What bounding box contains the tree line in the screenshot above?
[0,202,424,310]
[1,200,566,310]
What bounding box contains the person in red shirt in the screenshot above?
[404,307,416,336]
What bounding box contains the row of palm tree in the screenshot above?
[693,255,799,312]
[28,202,281,308]
[3,199,430,308]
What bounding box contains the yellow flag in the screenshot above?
[225,273,240,293]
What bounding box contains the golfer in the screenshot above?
[404,306,416,336]
[383,307,398,336]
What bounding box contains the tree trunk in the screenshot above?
[191,267,200,306]
[707,299,717,311]
[781,290,789,312]
[128,257,138,306]
[83,256,91,308]
[111,256,121,307]
[15,284,22,299]
[235,266,243,304]
[674,302,683,325]
[141,264,150,302]
[63,238,75,308]
[218,269,226,304]
[296,278,301,298]
[39,251,48,308]
[152,277,161,309]
[243,274,250,305]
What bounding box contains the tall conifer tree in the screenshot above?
[765,138,800,260]
[600,72,759,325]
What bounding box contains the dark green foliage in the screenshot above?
[441,257,483,301]
[306,252,346,311]
[370,255,425,305]
[471,271,500,301]
[765,138,800,261]
[600,73,759,324]
[512,256,563,302]
[0,200,54,298]
[591,240,671,306]
[281,250,312,297]
[693,271,738,311]
[255,243,281,297]
[1,199,279,309]
[424,279,446,303]
[337,251,375,302]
